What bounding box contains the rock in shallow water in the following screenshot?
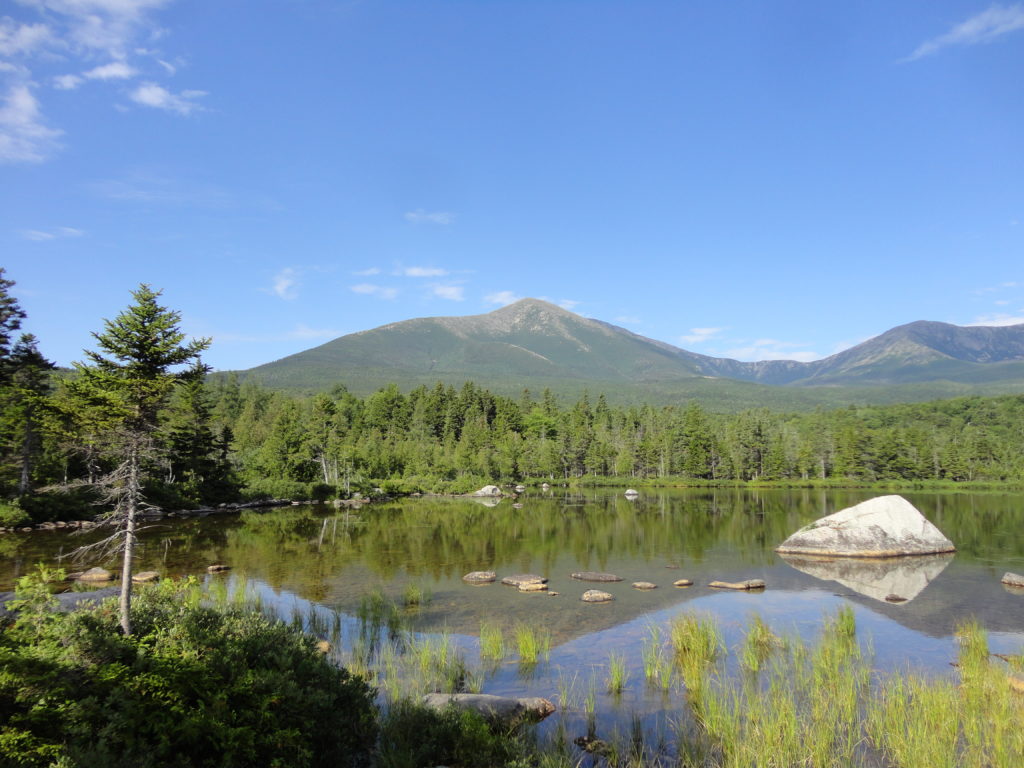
[581,589,614,602]
[776,495,955,558]
[501,573,547,587]
[462,571,496,583]
[422,693,555,723]
[1002,572,1024,588]
[571,572,622,582]
[632,581,657,590]
[79,567,114,582]
[672,578,694,587]
[709,579,765,590]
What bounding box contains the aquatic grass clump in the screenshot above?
[642,626,673,691]
[514,623,551,665]
[739,614,780,673]
[670,614,723,666]
[479,620,506,662]
[403,581,432,608]
[606,651,629,694]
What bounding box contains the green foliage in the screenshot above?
[0,576,378,768]
[377,700,526,768]
[0,499,28,527]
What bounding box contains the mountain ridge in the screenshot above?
[237,298,1024,407]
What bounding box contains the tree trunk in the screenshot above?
[119,447,139,635]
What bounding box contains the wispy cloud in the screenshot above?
[557,299,581,311]
[680,327,724,345]
[56,60,138,89]
[351,283,398,299]
[484,290,520,306]
[130,82,205,115]
[615,315,640,325]
[20,225,84,240]
[1,1,203,161]
[721,338,819,363]
[271,268,299,300]
[906,4,1024,61]
[404,209,455,225]
[90,171,234,207]
[400,266,448,277]
[353,267,381,276]
[0,84,62,163]
[974,280,1019,294]
[968,312,1024,326]
[431,284,464,301]
[0,19,52,57]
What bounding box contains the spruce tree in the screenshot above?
[67,285,209,634]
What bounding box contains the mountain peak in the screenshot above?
[490,298,576,316]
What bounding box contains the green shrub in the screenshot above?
[0,500,29,528]
[377,700,526,768]
[0,574,378,768]
[15,486,98,523]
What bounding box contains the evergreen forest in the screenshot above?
[3,273,1024,526]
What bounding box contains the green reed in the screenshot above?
[479,620,506,662]
[606,651,629,694]
[514,623,552,665]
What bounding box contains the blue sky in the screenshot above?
[2,1,1023,371]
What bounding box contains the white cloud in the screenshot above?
[0,19,52,56]
[968,312,1024,326]
[84,60,137,79]
[19,0,174,58]
[53,60,137,90]
[484,290,520,306]
[404,209,455,225]
[679,327,724,345]
[353,267,381,276]
[0,83,62,163]
[3,1,198,160]
[20,225,83,240]
[271,267,299,300]
[721,338,820,363]
[558,299,581,310]
[400,266,448,277]
[130,82,205,115]
[351,283,398,299]
[906,4,1024,61]
[431,284,464,301]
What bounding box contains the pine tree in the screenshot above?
[66,285,209,634]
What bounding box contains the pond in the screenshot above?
[3,488,1024,753]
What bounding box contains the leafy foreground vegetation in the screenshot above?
[3,571,1024,767]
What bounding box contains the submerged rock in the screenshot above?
[709,579,765,590]
[581,589,614,603]
[421,693,555,723]
[779,552,953,604]
[501,573,547,587]
[776,495,955,558]
[571,572,622,582]
[462,570,497,584]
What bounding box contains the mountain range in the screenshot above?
[237,299,1024,409]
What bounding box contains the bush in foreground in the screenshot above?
[0,572,377,768]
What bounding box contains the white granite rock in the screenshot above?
[776,495,955,558]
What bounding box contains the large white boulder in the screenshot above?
[776,495,955,558]
[471,485,502,497]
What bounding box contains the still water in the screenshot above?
[3,488,1024,740]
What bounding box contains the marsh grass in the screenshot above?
[403,582,432,608]
[642,626,673,691]
[514,623,551,666]
[606,652,629,694]
[739,614,780,673]
[479,620,506,663]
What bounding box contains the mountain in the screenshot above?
[237,300,1024,408]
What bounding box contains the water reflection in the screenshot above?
[777,552,954,604]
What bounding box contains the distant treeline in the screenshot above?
[203,377,1024,498]
[3,266,1024,523]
